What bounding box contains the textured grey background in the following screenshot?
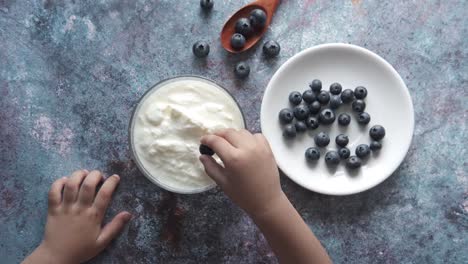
[0,0,467,263]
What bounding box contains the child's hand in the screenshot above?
[23,170,131,264]
[200,129,284,217]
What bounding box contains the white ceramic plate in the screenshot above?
[261,43,414,195]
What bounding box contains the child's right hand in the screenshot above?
[200,129,285,217]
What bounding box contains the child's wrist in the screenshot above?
[249,191,289,222]
[35,242,76,264]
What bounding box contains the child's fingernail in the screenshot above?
[124,213,132,221]
[113,174,120,180]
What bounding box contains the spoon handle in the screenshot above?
[256,0,280,14]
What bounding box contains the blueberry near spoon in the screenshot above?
[221,0,280,53]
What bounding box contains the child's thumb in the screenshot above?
[199,155,226,187]
[96,211,132,248]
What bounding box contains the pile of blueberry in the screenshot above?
[193,1,281,79]
[278,79,386,170]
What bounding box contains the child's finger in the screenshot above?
[201,134,236,161]
[48,177,67,209]
[199,155,226,186]
[214,129,245,148]
[93,175,120,214]
[96,211,132,249]
[63,170,88,205]
[78,170,103,206]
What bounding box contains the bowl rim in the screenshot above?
[260,43,415,195]
[128,75,246,194]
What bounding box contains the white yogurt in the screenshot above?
[131,78,244,193]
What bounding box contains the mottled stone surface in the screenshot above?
[0,0,467,263]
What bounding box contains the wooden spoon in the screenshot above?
[221,0,280,53]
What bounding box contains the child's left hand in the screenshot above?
[23,170,132,264]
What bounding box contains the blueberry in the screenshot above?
[308,101,321,115]
[340,89,354,103]
[355,144,371,158]
[288,91,302,105]
[338,148,351,159]
[369,125,386,141]
[329,83,342,95]
[199,144,214,156]
[335,134,349,147]
[231,33,246,50]
[249,9,267,29]
[302,90,316,104]
[318,108,336,125]
[200,0,214,10]
[192,41,210,58]
[338,113,351,126]
[346,156,362,169]
[325,151,340,166]
[295,121,307,133]
[278,108,294,124]
[305,116,319,129]
[352,99,366,112]
[357,112,371,125]
[305,147,321,161]
[234,61,250,79]
[354,86,368,99]
[329,95,342,109]
[309,79,322,93]
[293,105,309,120]
[283,124,296,138]
[370,141,382,151]
[263,40,280,57]
[317,90,330,104]
[235,18,253,37]
[314,132,330,147]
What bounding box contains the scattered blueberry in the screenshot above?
[283,124,297,138]
[335,134,349,147]
[355,144,371,158]
[249,9,267,29]
[302,90,316,104]
[354,86,368,99]
[200,0,214,10]
[329,83,342,95]
[329,95,342,109]
[293,105,309,120]
[369,125,386,141]
[338,148,351,159]
[305,147,321,161]
[346,156,362,169]
[314,132,330,147]
[309,79,322,93]
[231,33,246,50]
[318,108,336,125]
[278,108,294,124]
[370,141,382,151]
[317,90,330,104]
[340,89,354,103]
[357,112,371,125]
[199,144,214,156]
[308,101,321,115]
[289,91,302,105]
[234,61,250,79]
[338,113,351,126]
[325,151,340,166]
[295,121,307,133]
[235,18,253,37]
[192,41,210,58]
[352,99,366,112]
[263,40,281,57]
[305,116,319,129]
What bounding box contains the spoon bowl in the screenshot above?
[221,0,280,53]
